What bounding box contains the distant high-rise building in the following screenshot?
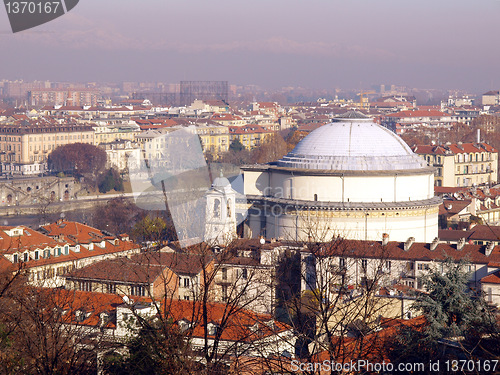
[179,81,228,106]
[28,88,99,106]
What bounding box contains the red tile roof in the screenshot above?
[0,221,140,272]
[481,271,500,284]
[166,299,290,342]
[386,110,449,118]
[44,289,291,342]
[65,251,213,284]
[40,220,125,245]
[65,257,166,284]
[313,316,427,364]
[229,125,270,135]
[414,142,497,155]
[306,238,500,265]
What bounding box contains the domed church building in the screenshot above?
[242,111,441,243]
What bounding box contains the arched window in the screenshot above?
[226,198,232,218]
[213,199,220,218]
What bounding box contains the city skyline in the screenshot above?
[0,0,499,91]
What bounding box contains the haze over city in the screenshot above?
[0,1,500,373]
[1,0,500,91]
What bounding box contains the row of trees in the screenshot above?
[205,129,306,166]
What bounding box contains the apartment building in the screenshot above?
[0,118,94,175]
[0,220,140,288]
[28,88,99,106]
[229,124,274,150]
[414,142,498,187]
[92,120,141,145]
[64,251,214,301]
[135,123,230,162]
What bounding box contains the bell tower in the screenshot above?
[204,171,237,246]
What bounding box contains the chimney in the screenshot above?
[457,237,466,251]
[485,241,495,256]
[430,237,439,251]
[477,128,481,144]
[404,237,415,251]
[382,233,389,246]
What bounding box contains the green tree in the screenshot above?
[228,138,244,152]
[103,317,195,375]
[132,215,168,246]
[389,258,499,372]
[98,168,124,193]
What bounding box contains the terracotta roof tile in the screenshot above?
[481,270,500,284]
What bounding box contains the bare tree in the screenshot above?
[274,238,402,374]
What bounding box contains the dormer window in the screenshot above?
[207,323,219,336]
[178,319,192,332]
[89,243,94,250]
[63,245,69,255]
[13,254,18,263]
[23,252,29,262]
[34,250,39,260]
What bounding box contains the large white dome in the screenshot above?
[278,111,427,171]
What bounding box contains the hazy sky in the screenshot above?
[0,0,499,92]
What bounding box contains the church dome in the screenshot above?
[277,111,427,171]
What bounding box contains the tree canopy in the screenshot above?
[48,143,107,175]
[388,258,499,370]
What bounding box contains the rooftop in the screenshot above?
[277,111,427,171]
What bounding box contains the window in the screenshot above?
[79,281,92,292]
[131,285,145,296]
[242,268,248,279]
[222,285,228,302]
[34,250,39,260]
[13,254,18,263]
[106,283,116,294]
[183,278,190,288]
[361,259,368,271]
[183,295,190,301]
[314,194,318,201]
[63,245,69,255]
[385,261,391,270]
[213,199,220,218]
[227,198,232,218]
[23,252,29,262]
[222,268,227,280]
[339,258,346,269]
